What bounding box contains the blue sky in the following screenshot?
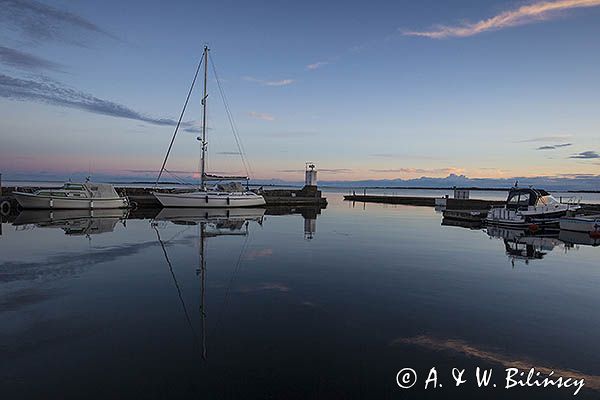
[1,0,599,183]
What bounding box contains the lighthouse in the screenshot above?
[305,163,317,187]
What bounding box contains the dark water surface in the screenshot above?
[1,193,599,399]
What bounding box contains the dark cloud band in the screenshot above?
[0,73,196,129]
[0,46,62,71]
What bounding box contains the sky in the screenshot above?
[1,0,599,183]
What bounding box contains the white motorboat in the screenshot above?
[13,182,129,210]
[559,214,600,234]
[153,46,265,208]
[486,187,579,228]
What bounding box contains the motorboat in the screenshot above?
[12,182,129,210]
[485,187,579,228]
[559,214,600,234]
[152,46,265,208]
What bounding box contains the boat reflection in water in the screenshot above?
[485,225,599,266]
[12,209,129,236]
[485,226,564,265]
[152,207,265,359]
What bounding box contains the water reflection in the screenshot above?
[2,198,599,399]
[439,212,600,266]
[152,208,265,361]
[12,209,129,237]
[485,226,564,265]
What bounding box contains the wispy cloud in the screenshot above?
[244,248,273,260]
[264,131,318,138]
[370,153,440,160]
[402,0,600,39]
[370,167,464,175]
[0,73,194,128]
[0,46,63,71]
[392,335,599,392]
[536,143,573,150]
[306,61,329,70]
[216,151,242,155]
[570,150,599,159]
[277,168,352,174]
[517,134,573,143]
[243,76,294,86]
[238,282,289,293]
[126,169,197,175]
[248,111,275,121]
[0,0,118,44]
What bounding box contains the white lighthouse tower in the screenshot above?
[305,162,317,187]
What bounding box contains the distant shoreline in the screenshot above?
[2,180,599,193]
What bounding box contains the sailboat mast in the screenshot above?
[200,45,209,190]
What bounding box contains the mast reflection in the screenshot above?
[153,208,265,360]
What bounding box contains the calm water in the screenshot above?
[1,193,599,399]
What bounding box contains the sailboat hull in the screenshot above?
[153,191,266,208]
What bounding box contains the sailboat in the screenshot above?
[153,46,266,208]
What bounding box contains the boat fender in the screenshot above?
[0,200,10,216]
[129,201,138,211]
[528,223,539,233]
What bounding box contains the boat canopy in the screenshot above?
[506,188,553,209]
[84,183,119,198]
[215,182,246,192]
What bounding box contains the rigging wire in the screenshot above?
[212,225,251,338]
[155,53,205,188]
[153,225,199,344]
[209,53,253,180]
[163,168,194,187]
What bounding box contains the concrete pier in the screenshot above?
[344,194,504,209]
[120,186,327,207]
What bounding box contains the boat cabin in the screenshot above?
[33,183,120,199]
[505,188,556,210]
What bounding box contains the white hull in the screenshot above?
[486,207,569,227]
[153,191,266,208]
[155,207,265,222]
[559,215,600,233]
[13,192,129,209]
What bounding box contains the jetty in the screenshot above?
[344,186,600,215]
[343,194,504,209]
